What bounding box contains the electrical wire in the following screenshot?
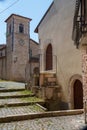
[0,0,20,14]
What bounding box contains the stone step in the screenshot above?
[0,88,25,92]
[44,74,56,78]
[0,90,35,99]
[48,77,56,83]
[0,101,45,108]
[0,97,44,106]
[0,82,25,90]
[44,77,57,86]
[0,93,35,99]
[0,91,33,96]
[0,105,45,123]
[0,109,83,123]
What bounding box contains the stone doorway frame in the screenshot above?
[69,74,82,109]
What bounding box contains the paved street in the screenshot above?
[0,105,45,117]
[0,114,86,130]
[0,81,86,130]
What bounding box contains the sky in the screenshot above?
[0,0,53,44]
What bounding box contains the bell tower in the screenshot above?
[5,14,31,81]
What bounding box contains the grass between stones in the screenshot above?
[20,90,33,95]
[21,96,44,102]
[0,80,6,82]
[20,90,44,102]
[32,105,45,112]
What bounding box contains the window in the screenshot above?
[46,44,53,70]
[19,23,24,33]
[9,24,11,34]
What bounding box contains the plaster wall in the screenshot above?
[38,0,82,102]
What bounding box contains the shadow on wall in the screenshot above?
[59,101,69,110]
[44,100,69,111]
[26,85,69,111]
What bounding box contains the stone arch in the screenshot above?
[69,74,83,109]
[46,44,53,70]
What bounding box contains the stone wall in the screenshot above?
[31,86,69,110]
[80,36,87,101]
[30,39,39,57]
[0,46,6,80]
[0,58,6,79]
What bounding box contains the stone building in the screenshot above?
[0,44,6,79]
[0,1,84,111]
[0,14,39,84]
[35,0,83,110]
[25,39,40,86]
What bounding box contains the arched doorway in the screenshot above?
[73,80,83,109]
[46,44,52,70]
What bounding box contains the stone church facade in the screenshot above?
[35,0,83,110]
[0,14,39,84]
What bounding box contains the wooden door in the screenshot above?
[74,80,83,109]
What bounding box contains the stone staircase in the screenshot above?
[43,73,57,87]
[0,82,45,123]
